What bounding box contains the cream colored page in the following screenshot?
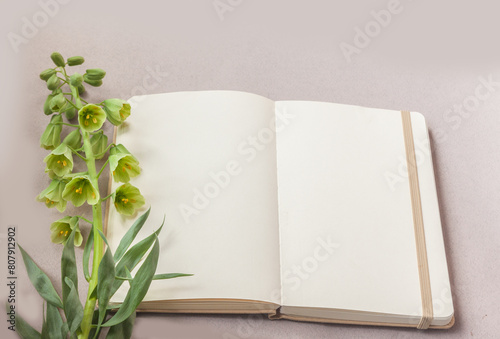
[108,91,281,304]
[275,101,453,323]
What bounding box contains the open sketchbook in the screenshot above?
[105,91,454,329]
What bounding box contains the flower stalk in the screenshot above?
[80,129,104,338]
[59,65,103,337]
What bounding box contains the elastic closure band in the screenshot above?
[401,111,433,329]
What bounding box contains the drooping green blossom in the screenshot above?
[109,144,141,183]
[43,94,54,115]
[50,52,65,67]
[40,114,62,150]
[102,99,131,126]
[36,178,68,212]
[43,89,62,115]
[49,93,68,112]
[62,175,100,206]
[78,104,106,132]
[50,216,83,247]
[43,143,74,177]
[90,131,108,159]
[67,56,84,66]
[113,183,145,216]
[62,129,82,150]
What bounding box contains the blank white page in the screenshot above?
[275,101,453,325]
[107,91,281,304]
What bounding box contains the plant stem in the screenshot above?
[80,130,104,338]
[61,65,103,339]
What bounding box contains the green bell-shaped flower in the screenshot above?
[43,143,74,177]
[43,94,54,115]
[102,99,131,126]
[49,93,68,112]
[36,178,68,212]
[43,89,62,115]
[40,114,62,150]
[113,183,145,216]
[63,129,82,150]
[50,216,83,247]
[62,175,100,207]
[109,144,141,183]
[90,131,108,159]
[78,104,106,132]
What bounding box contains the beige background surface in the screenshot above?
[1,0,499,338]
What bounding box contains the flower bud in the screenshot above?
[78,104,106,132]
[69,73,83,87]
[37,179,68,212]
[49,93,67,112]
[90,132,108,159]
[63,129,82,150]
[85,68,106,80]
[43,94,55,115]
[50,52,66,67]
[62,175,100,207]
[47,74,60,91]
[43,143,74,177]
[40,68,56,81]
[77,84,86,94]
[113,183,145,216]
[109,144,141,183]
[65,109,76,120]
[40,114,62,150]
[102,99,131,126]
[83,75,103,87]
[50,216,83,247]
[67,56,85,66]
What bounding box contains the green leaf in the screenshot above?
[110,223,163,296]
[96,247,116,332]
[63,277,84,335]
[103,238,160,327]
[124,267,133,280]
[88,309,102,339]
[83,227,94,282]
[19,245,63,309]
[113,208,150,262]
[5,303,41,339]
[96,228,110,246]
[110,234,154,296]
[61,229,78,304]
[105,311,135,339]
[114,273,193,281]
[43,303,65,339]
[151,273,193,280]
[41,302,47,339]
[61,322,69,339]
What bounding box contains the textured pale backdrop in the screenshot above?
[1,0,499,338]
